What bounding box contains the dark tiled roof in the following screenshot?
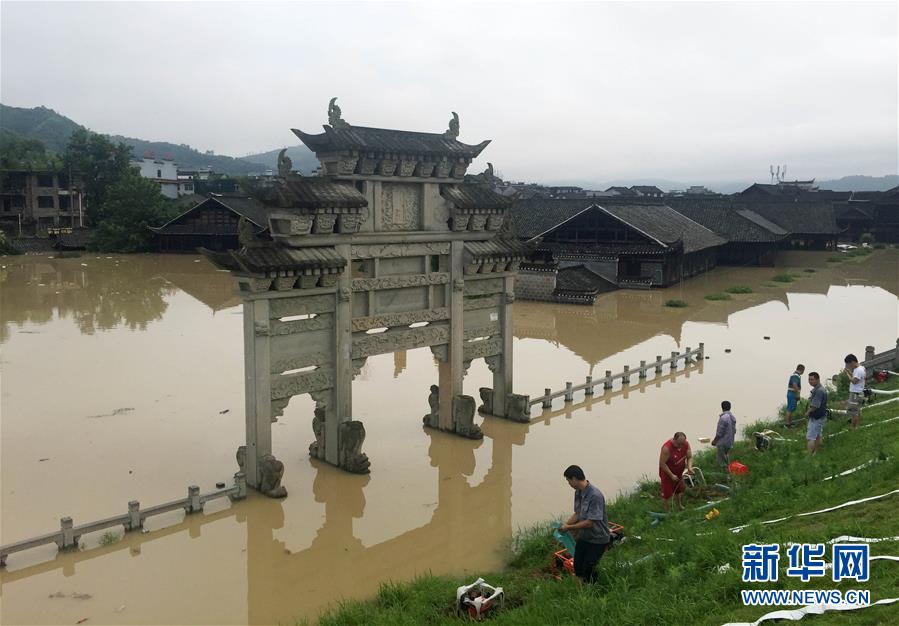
[735,210,788,236]
[833,203,873,220]
[507,198,595,239]
[747,202,840,235]
[631,185,664,194]
[597,203,727,253]
[201,245,346,274]
[464,238,534,260]
[292,125,490,159]
[152,196,271,233]
[215,195,272,227]
[441,184,511,210]
[555,265,616,295]
[541,241,669,257]
[508,199,726,253]
[278,178,367,209]
[666,198,787,243]
[605,186,637,196]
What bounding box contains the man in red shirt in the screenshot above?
[659,431,693,511]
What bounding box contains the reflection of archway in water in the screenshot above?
[0,418,526,624]
[246,416,527,625]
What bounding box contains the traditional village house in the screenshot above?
[630,185,664,198]
[150,193,273,251]
[741,201,840,249]
[666,198,788,265]
[510,198,725,304]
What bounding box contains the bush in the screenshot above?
[724,285,753,294]
[704,293,732,301]
[0,230,22,255]
[99,531,121,546]
[859,232,875,244]
[873,243,886,249]
[771,274,794,282]
[664,299,688,308]
[846,248,872,257]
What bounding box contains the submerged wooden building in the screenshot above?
[510,199,726,304]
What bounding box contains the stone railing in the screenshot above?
[0,473,246,567]
[530,344,705,409]
[863,339,899,370]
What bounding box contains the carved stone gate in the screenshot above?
[203,101,531,494]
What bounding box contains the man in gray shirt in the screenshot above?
[805,371,828,455]
[560,464,610,583]
[712,400,737,470]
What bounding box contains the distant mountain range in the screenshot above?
[547,175,898,194]
[2,104,896,191]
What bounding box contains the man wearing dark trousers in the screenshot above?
[560,464,611,583]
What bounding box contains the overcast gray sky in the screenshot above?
[2,1,896,185]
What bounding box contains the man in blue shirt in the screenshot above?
[785,364,805,427]
[712,400,737,470]
[560,464,611,583]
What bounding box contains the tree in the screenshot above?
[90,171,171,252]
[0,131,60,170]
[63,128,133,224]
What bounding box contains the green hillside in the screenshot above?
[0,104,260,176]
[0,104,83,153]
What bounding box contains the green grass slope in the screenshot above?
[315,375,899,626]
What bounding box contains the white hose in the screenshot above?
[821,457,885,481]
[868,387,899,395]
[729,488,899,533]
[828,414,899,437]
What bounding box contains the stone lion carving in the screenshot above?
[259,454,287,498]
[423,384,440,428]
[478,387,494,415]
[338,421,371,473]
[236,445,287,498]
[308,405,326,458]
[506,393,531,423]
[453,394,483,439]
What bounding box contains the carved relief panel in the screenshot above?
[379,182,422,231]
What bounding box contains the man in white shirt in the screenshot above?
[844,354,866,429]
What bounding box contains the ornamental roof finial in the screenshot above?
[444,111,459,139]
[277,148,294,178]
[328,97,349,129]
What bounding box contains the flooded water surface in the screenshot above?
[1,251,896,624]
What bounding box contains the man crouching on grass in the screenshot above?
[559,465,611,583]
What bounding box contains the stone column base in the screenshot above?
[477,388,531,423]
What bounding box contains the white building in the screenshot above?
[131,152,181,199]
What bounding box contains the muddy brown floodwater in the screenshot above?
[1,250,896,624]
